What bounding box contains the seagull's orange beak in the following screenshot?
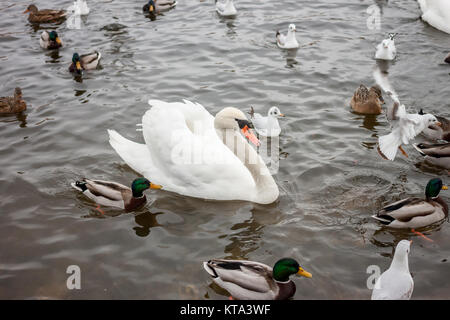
[241,125,260,147]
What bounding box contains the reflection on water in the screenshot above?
[133,211,162,237]
[0,112,28,128]
[45,49,62,63]
[285,48,298,68]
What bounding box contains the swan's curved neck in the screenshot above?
[216,127,278,202]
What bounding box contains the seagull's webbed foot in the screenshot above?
[399,146,408,158]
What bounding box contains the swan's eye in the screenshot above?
[235,119,253,129]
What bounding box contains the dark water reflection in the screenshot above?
[1,0,450,300]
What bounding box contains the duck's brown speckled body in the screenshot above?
[350,84,384,115]
[0,88,26,114]
[24,4,66,23]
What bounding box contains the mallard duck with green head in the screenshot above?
[142,0,177,15]
[71,177,162,211]
[40,31,62,49]
[372,178,448,229]
[203,258,312,300]
[69,52,102,74]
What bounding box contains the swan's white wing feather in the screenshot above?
[419,0,450,34]
[139,100,255,200]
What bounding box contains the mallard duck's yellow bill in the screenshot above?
[150,183,162,190]
[56,37,62,45]
[442,185,448,190]
[242,125,260,147]
[297,267,312,278]
[76,61,82,71]
[149,5,154,12]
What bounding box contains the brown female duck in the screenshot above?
[350,84,384,115]
[24,4,66,23]
[0,88,26,114]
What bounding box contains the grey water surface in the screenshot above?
[0,0,450,299]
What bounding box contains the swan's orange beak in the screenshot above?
[436,122,442,127]
[242,125,260,147]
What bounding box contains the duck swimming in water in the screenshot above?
[350,84,384,115]
[24,4,66,23]
[372,178,448,229]
[0,88,26,114]
[203,258,312,300]
[40,31,62,49]
[69,52,102,74]
[71,177,162,211]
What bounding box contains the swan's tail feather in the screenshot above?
[378,132,400,161]
[107,129,151,175]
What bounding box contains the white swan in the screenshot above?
[215,0,237,17]
[418,0,450,34]
[371,240,414,300]
[276,24,299,49]
[375,33,397,60]
[249,106,284,137]
[107,100,279,204]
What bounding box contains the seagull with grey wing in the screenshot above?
[371,240,414,300]
[378,103,441,161]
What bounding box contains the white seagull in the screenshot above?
[371,240,414,300]
[215,0,237,17]
[276,24,299,49]
[375,33,397,60]
[378,103,440,161]
[248,106,284,137]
